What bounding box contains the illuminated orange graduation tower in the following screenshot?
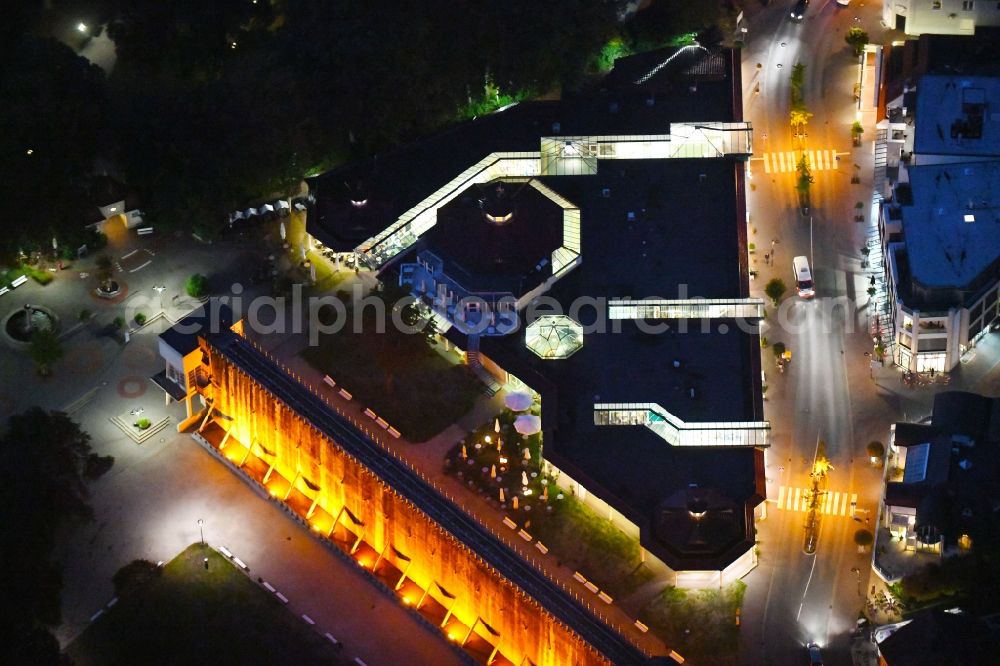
[197,328,647,666]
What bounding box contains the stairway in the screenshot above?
[466,335,501,396]
[873,129,888,199]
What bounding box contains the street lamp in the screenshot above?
[153,285,165,311]
[197,518,204,544]
[77,22,88,33]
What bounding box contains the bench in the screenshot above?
[387,427,401,439]
[219,546,233,558]
[0,287,8,297]
[137,227,154,236]
[338,389,353,401]
[375,417,389,429]
[534,541,548,555]
[363,408,376,419]
[322,375,336,388]
[598,591,613,604]
[518,529,532,542]
[502,517,517,530]
[584,581,599,594]
[572,571,587,584]
[10,275,28,288]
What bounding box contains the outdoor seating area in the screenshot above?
[444,409,550,518]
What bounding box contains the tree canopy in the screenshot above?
[8,1,730,244]
[0,408,113,658]
[0,36,109,260]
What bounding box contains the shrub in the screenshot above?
[854,529,874,547]
[113,559,162,598]
[84,453,115,479]
[113,316,125,329]
[866,441,885,459]
[134,313,147,326]
[185,273,209,298]
[764,278,787,306]
[845,27,870,57]
[771,341,786,358]
[134,417,151,430]
[78,309,92,322]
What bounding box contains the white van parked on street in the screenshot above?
[793,256,815,298]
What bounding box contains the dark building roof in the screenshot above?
[313,45,760,572]
[887,392,1000,548]
[307,47,739,251]
[880,27,1000,114]
[878,608,996,666]
[159,302,234,356]
[889,161,1000,311]
[421,180,564,294]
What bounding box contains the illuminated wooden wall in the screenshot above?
[208,350,611,666]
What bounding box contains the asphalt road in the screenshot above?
[738,2,892,664]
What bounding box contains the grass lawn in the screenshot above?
[531,492,654,601]
[2,264,53,287]
[443,409,652,600]
[66,544,348,666]
[639,582,746,665]
[301,295,480,441]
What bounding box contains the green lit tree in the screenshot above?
[27,328,63,376]
[764,278,787,306]
[845,27,870,57]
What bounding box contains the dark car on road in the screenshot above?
[807,642,824,665]
[791,0,810,20]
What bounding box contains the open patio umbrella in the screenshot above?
[514,414,541,436]
[504,392,532,412]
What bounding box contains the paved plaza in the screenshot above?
[1,229,464,665]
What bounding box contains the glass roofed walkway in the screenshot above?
[594,402,770,448]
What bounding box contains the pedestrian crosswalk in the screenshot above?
[755,149,843,174]
[775,486,858,516]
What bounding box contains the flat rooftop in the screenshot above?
[477,152,762,568]
[315,45,762,571]
[538,157,743,299]
[421,180,563,294]
[914,75,1000,157]
[899,161,1000,292]
[307,47,738,250]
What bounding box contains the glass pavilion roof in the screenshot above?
[525,315,583,359]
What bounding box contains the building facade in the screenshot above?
[882,0,1000,36]
[876,74,1000,372]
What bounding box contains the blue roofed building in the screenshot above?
[878,73,1000,373]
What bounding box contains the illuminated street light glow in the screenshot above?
[77,22,88,33]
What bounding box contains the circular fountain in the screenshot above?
[3,303,61,349]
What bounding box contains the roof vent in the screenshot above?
[646,96,655,107]
[961,506,973,518]
[552,122,561,133]
[609,101,619,113]
[601,187,611,198]
[626,211,636,222]
[959,459,972,470]
[689,83,698,93]
[952,434,974,447]
[699,174,707,183]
